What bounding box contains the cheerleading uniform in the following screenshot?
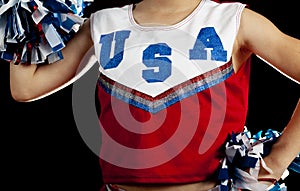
[90,0,250,185]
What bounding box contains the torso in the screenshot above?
[91,0,248,188]
[124,2,221,189]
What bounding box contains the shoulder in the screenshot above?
[89,4,131,31]
[238,7,281,48]
[89,4,132,41]
[234,6,289,68]
[207,0,246,10]
[203,0,247,22]
[90,5,130,21]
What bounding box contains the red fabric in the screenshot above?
[97,59,251,184]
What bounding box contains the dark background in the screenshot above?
[1,0,299,190]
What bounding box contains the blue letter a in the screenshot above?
[189,27,227,62]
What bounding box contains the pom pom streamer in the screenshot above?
[0,0,93,64]
[218,127,300,191]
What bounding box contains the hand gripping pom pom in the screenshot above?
[218,127,300,191]
[0,0,93,64]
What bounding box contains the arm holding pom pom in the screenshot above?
[218,118,300,190]
[258,99,300,181]
[10,19,93,102]
[235,7,300,186]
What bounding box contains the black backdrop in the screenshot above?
[1,0,299,190]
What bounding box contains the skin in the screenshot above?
[9,0,300,190]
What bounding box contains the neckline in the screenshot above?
[128,0,206,30]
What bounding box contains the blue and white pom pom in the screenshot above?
[0,0,93,64]
[218,127,300,191]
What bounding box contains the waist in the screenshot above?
[104,180,219,191]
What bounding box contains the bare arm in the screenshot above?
[10,19,93,102]
[236,8,300,83]
[260,99,300,180]
[237,8,300,180]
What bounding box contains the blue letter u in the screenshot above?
[99,30,131,69]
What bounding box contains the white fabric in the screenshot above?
[90,0,246,97]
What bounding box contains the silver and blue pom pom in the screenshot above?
[218,127,300,191]
[0,0,93,64]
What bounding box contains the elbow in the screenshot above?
[10,91,33,102]
[10,86,37,102]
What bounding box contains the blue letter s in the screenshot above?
[142,43,172,83]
